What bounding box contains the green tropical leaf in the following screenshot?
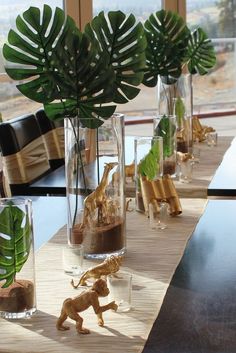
[184,28,216,75]
[154,115,176,158]
[143,10,216,86]
[85,11,147,103]
[3,5,117,128]
[44,100,116,129]
[3,5,70,103]
[48,28,116,128]
[143,10,190,87]
[0,201,31,288]
[138,139,161,180]
[174,97,185,126]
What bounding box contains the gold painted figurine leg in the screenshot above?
[56,310,70,331]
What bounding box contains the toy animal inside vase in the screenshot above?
[65,115,126,259]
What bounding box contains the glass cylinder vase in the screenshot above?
[65,114,126,259]
[153,115,177,176]
[134,136,163,214]
[157,74,193,153]
[0,198,36,319]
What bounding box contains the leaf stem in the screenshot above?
[69,116,87,227]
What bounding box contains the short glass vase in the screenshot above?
[0,198,37,319]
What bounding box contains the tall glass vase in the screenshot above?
[157,74,193,153]
[65,114,126,259]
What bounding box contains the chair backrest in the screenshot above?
[0,114,51,195]
[35,109,64,170]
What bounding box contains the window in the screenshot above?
[187,0,236,115]
[93,0,162,118]
[5,1,228,121]
[93,0,161,18]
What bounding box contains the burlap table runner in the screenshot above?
[0,198,206,353]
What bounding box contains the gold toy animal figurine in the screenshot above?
[125,161,135,181]
[81,162,118,227]
[56,278,117,334]
[71,255,123,288]
[112,161,135,185]
[177,151,193,163]
[192,116,215,142]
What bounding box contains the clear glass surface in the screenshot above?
[0,198,36,319]
[149,201,168,230]
[206,132,218,147]
[65,114,126,259]
[179,160,193,184]
[63,244,84,276]
[107,272,132,312]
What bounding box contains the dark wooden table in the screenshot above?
[143,199,236,353]
[208,137,236,197]
[29,165,66,195]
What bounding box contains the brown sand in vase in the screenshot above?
[85,219,124,254]
[71,218,125,255]
[0,280,34,313]
[177,139,188,153]
[71,224,84,244]
[163,161,176,175]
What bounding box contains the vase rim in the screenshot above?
[0,197,31,206]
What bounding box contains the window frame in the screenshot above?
[65,0,185,29]
[65,0,93,30]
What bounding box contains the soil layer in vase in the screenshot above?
[0,280,34,313]
[177,140,188,153]
[72,218,124,255]
[71,224,84,244]
[87,219,124,254]
[163,161,176,175]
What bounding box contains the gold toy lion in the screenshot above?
[56,278,117,334]
[71,255,123,288]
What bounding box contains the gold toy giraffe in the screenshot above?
[81,162,118,227]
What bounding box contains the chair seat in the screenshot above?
[0,113,59,196]
[35,109,65,170]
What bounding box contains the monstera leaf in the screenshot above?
[3,5,116,128]
[143,10,190,87]
[85,11,147,103]
[184,28,216,75]
[3,5,73,103]
[43,28,116,128]
[154,115,176,158]
[175,97,185,126]
[0,201,31,288]
[138,139,161,180]
[142,9,216,87]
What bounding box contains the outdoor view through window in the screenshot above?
[0,0,235,120]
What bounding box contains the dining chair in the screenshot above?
[35,108,65,170]
[0,113,52,195]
